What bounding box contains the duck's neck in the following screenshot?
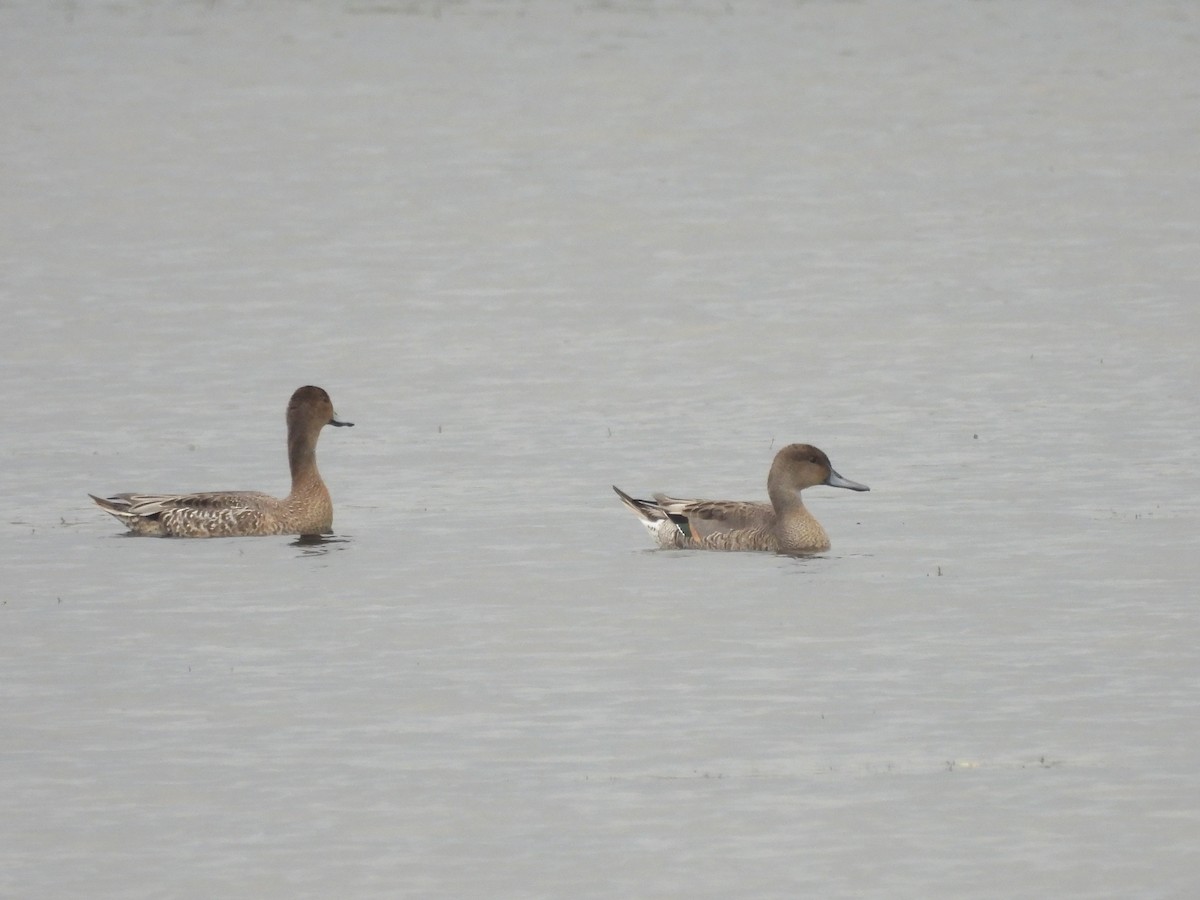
[287,428,324,497]
[768,482,829,553]
[767,480,804,514]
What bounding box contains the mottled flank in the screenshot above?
[614,443,868,555]
[91,385,353,537]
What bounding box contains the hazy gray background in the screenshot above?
[2,1,1197,897]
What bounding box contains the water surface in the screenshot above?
[2,1,1198,897]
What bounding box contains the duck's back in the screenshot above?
[654,496,777,551]
[93,491,291,537]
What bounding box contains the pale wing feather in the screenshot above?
[114,491,275,516]
[645,496,776,551]
[653,497,771,536]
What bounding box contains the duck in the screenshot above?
[90,385,353,537]
[613,443,868,554]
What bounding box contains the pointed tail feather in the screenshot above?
[89,493,135,519]
[612,485,691,545]
[612,485,668,522]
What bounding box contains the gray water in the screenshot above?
[2,1,1198,897]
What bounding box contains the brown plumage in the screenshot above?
[90,386,353,537]
[614,443,868,555]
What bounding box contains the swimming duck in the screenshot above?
[90,385,353,537]
[613,443,868,554]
